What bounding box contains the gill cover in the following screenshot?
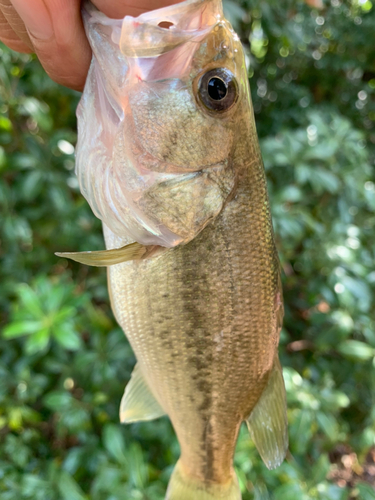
[76,0,244,248]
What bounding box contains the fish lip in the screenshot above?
[82,0,227,60]
[82,0,221,55]
[134,0,222,22]
[118,0,224,59]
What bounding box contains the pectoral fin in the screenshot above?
[120,364,166,423]
[246,358,288,470]
[55,243,163,267]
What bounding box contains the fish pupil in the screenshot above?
[207,77,227,101]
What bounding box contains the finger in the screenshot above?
[92,0,184,19]
[0,8,31,51]
[10,0,92,91]
[0,0,33,49]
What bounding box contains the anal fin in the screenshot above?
[120,364,166,423]
[246,358,288,470]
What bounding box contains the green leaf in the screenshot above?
[3,320,43,338]
[17,284,44,317]
[279,185,303,203]
[316,412,339,441]
[54,306,76,323]
[25,329,50,354]
[21,170,44,201]
[304,143,337,161]
[4,434,30,467]
[341,276,371,312]
[357,483,375,500]
[254,483,270,500]
[44,391,72,411]
[43,285,67,313]
[11,152,38,169]
[0,115,12,132]
[310,454,330,484]
[337,340,375,361]
[289,410,314,455]
[21,474,50,498]
[273,482,307,500]
[57,471,87,500]
[53,327,82,350]
[103,424,127,465]
[313,169,340,194]
[127,442,147,489]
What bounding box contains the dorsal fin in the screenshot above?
[120,364,166,423]
[245,357,288,470]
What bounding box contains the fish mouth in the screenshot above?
[83,0,224,59]
[118,0,224,59]
[82,0,227,81]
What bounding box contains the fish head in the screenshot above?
[76,0,253,247]
[121,11,246,172]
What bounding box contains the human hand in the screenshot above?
[0,0,182,91]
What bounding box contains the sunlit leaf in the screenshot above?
[25,329,50,354]
[17,283,44,317]
[337,340,375,361]
[3,320,43,338]
[44,391,72,411]
[53,326,82,350]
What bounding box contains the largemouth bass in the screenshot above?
[58,1,288,498]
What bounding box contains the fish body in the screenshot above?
[69,1,288,498]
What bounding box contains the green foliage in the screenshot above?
[1,0,375,498]
[4,278,87,353]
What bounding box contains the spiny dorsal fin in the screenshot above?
[245,357,288,470]
[120,364,166,424]
[55,243,163,267]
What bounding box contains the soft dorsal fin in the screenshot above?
[120,364,166,423]
[55,243,164,267]
[245,357,288,470]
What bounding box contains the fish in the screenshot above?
[57,0,288,498]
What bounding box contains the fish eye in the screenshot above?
[198,68,238,112]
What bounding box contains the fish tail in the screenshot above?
[166,460,241,500]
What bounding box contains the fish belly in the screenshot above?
[104,166,280,484]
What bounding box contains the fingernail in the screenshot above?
[11,0,53,40]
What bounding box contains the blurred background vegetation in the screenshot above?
[1,0,375,498]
